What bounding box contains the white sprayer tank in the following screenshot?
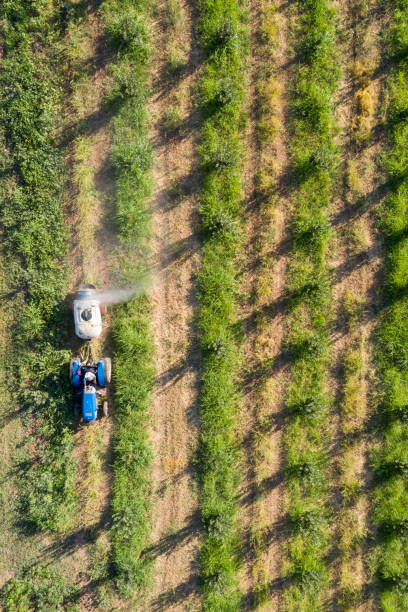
[73,287,103,340]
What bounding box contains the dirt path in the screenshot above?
[240,1,290,608]
[62,4,116,608]
[147,1,202,610]
[330,1,383,608]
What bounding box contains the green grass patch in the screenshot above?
[196,0,248,609]
[283,0,340,608]
[100,0,155,599]
[370,2,408,608]
[2,563,79,611]
[0,0,77,537]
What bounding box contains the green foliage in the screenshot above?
[106,11,150,61]
[196,0,248,609]
[108,62,146,102]
[162,105,183,135]
[0,1,76,533]
[199,68,243,118]
[291,210,330,255]
[372,2,408,606]
[284,330,327,362]
[2,564,79,611]
[110,299,154,596]
[101,0,155,597]
[286,394,326,421]
[283,0,339,608]
[379,298,408,370]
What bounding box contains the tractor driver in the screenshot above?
[83,369,96,388]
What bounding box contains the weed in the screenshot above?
[373,5,408,587]
[101,0,155,598]
[196,0,248,608]
[163,105,183,135]
[106,11,150,61]
[343,291,365,327]
[0,0,77,534]
[108,62,146,102]
[167,44,186,74]
[283,0,340,607]
[287,395,325,420]
[2,564,79,611]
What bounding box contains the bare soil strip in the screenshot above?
[330,1,383,608]
[240,1,290,608]
[147,1,202,610]
[63,4,116,607]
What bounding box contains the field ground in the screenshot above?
[239,0,290,608]
[147,0,201,609]
[0,0,404,610]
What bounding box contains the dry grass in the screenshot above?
[349,53,376,143]
[72,136,98,280]
[339,558,365,610]
[346,158,365,199]
[343,291,365,327]
[343,344,366,433]
[334,3,381,607]
[350,55,376,144]
[144,1,202,608]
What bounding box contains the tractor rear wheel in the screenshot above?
[74,401,81,418]
[104,358,112,384]
[100,303,107,315]
[103,401,109,417]
[69,359,74,381]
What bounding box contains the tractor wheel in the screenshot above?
[69,359,74,381]
[103,401,109,417]
[100,303,107,316]
[104,358,112,384]
[74,401,81,418]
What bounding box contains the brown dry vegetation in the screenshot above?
[240,0,291,610]
[146,1,202,610]
[330,0,383,609]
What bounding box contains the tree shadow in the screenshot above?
[59,100,118,150]
[145,511,200,559]
[143,510,201,610]
[239,475,286,509]
[333,243,380,283]
[149,575,201,611]
[155,234,201,271]
[242,576,290,610]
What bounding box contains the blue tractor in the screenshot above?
[69,356,111,423]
